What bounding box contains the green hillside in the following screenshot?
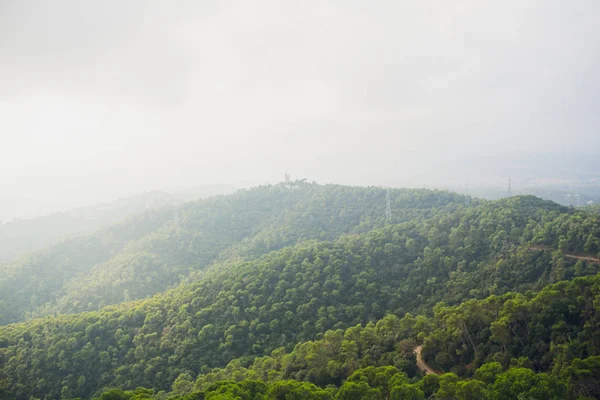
[0,207,175,324]
[0,186,236,263]
[0,183,465,325]
[131,273,600,399]
[71,274,600,399]
[1,189,600,399]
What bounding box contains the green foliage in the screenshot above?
[564,356,600,399]
[0,190,215,264]
[489,368,566,400]
[267,380,331,400]
[0,207,175,324]
[94,387,155,400]
[421,274,600,377]
[92,367,573,400]
[0,184,465,324]
[335,381,380,400]
[474,362,502,385]
[389,383,424,400]
[1,189,600,399]
[193,314,421,391]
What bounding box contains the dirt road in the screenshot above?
[410,247,599,377]
[413,345,440,375]
[529,245,600,263]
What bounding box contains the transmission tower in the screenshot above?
[385,189,392,220]
[507,177,512,198]
[464,183,470,207]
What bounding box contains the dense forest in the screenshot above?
[0,183,465,325]
[1,183,600,399]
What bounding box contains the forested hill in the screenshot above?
[0,186,237,263]
[0,183,465,325]
[0,191,176,263]
[1,191,599,399]
[92,273,600,400]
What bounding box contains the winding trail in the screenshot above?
[413,345,440,375]
[529,245,600,263]
[411,247,599,377]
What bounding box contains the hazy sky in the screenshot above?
[1,0,599,210]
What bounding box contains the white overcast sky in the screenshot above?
[1,0,599,209]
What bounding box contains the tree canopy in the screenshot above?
[1,185,600,399]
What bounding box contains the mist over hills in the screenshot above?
[1,182,600,399]
[425,152,600,205]
[0,184,235,262]
[0,182,464,325]
[2,0,599,398]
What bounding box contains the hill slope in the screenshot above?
[0,183,465,324]
[0,185,235,263]
[109,274,600,400]
[1,194,599,399]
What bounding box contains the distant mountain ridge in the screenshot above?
[0,184,236,262]
[1,189,599,399]
[0,183,465,325]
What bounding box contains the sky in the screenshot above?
[1,0,599,215]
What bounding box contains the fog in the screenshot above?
[1,0,599,218]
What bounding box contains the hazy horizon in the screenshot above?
[2,1,599,217]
